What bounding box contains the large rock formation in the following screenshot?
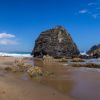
[87,44,100,58]
[32,26,80,58]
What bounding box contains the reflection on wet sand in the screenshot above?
[34,58,100,100]
[34,58,75,93]
[0,71,73,100]
[0,57,100,100]
[41,64,74,93]
[0,57,74,100]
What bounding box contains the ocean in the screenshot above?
[0,52,32,58]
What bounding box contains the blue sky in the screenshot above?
[0,0,100,52]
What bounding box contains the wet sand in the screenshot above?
[0,57,100,100]
[0,57,73,100]
[0,72,73,100]
[70,69,100,100]
[34,58,100,100]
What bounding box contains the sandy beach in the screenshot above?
[0,73,73,100]
[0,56,74,100]
[0,56,100,100]
[0,0,100,100]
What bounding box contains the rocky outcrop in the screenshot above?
[87,44,100,58]
[32,26,80,58]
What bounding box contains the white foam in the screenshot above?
[0,52,32,58]
[80,51,89,56]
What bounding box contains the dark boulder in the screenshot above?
[32,26,80,58]
[87,44,100,58]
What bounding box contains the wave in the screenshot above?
[0,52,32,58]
[80,51,89,56]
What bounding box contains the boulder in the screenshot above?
[32,26,80,58]
[87,44,100,58]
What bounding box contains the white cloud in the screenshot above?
[77,1,100,19]
[79,9,88,14]
[0,32,18,46]
[0,33,15,38]
[0,39,17,45]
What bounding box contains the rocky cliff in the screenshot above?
[87,44,100,58]
[32,26,80,58]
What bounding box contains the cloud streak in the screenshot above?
[0,33,15,38]
[79,9,88,14]
[77,1,100,19]
[0,32,18,45]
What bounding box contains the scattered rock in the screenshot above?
[79,55,90,59]
[43,55,68,63]
[72,63,100,68]
[71,58,85,62]
[4,67,12,72]
[4,59,32,72]
[27,66,43,77]
[59,58,68,62]
[13,59,27,72]
[87,44,100,58]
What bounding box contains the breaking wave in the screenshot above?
[0,52,32,58]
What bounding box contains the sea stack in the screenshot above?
[32,26,80,58]
[87,44,100,58]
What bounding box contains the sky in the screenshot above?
[0,0,100,52]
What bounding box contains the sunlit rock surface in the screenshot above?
[87,44,100,58]
[32,26,80,58]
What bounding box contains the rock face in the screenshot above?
[32,26,80,58]
[87,44,100,58]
